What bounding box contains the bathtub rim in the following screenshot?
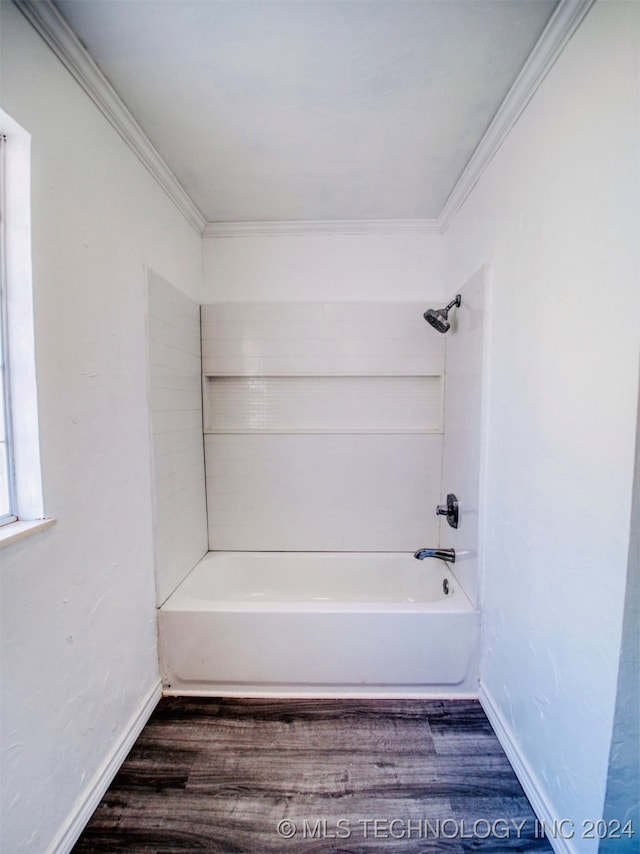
[160,549,476,614]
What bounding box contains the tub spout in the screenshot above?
[414,548,456,563]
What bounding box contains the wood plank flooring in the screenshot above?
[72,698,553,853]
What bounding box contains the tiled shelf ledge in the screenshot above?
[203,428,444,435]
[203,370,442,377]
[0,518,57,548]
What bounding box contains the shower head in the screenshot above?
[424,308,452,333]
[423,294,461,333]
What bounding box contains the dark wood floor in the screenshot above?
[73,698,552,853]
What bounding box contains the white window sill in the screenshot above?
[0,517,56,548]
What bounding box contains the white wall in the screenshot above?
[443,1,640,847]
[0,5,202,852]
[202,230,444,302]
[147,271,208,605]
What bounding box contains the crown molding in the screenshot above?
[15,0,593,240]
[438,0,596,232]
[202,219,442,238]
[14,0,206,235]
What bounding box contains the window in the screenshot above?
[0,110,52,545]
[0,136,16,524]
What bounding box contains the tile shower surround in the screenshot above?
[200,302,446,553]
[147,272,208,604]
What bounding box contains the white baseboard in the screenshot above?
[479,683,577,854]
[48,680,162,854]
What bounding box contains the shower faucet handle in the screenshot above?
[436,493,459,529]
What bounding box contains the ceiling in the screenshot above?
[53,0,559,223]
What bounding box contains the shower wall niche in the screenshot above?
[200,302,445,551]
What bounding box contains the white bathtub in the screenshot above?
[159,551,479,697]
